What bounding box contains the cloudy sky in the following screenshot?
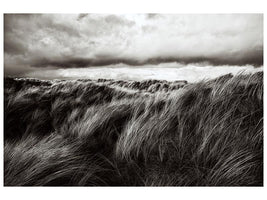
[4,14,263,81]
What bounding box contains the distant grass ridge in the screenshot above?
[4,72,263,186]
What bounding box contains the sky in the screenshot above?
[4,14,263,82]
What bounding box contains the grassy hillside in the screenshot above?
[4,72,263,186]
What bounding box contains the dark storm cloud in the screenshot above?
[4,14,263,77]
[105,14,135,26]
[4,36,28,55]
[31,48,263,69]
[4,14,32,54]
[77,13,88,21]
[146,13,162,19]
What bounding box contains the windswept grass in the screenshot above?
[4,72,263,186]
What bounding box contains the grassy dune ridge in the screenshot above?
[4,72,263,186]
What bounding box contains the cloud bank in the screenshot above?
[22,63,263,83]
[4,14,263,79]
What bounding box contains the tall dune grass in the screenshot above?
[4,72,263,186]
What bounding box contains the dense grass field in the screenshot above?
[4,72,263,186]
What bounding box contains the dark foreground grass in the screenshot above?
[4,72,263,186]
